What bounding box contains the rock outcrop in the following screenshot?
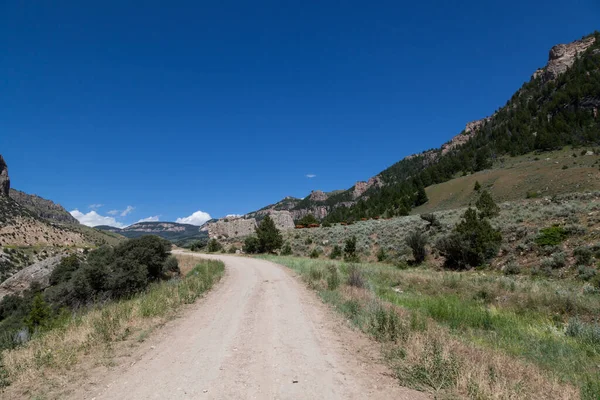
[0,155,9,197]
[308,190,328,202]
[203,210,295,239]
[0,254,66,301]
[203,217,257,239]
[533,36,596,82]
[266,210,295,230]
[9,189,79,224]
[353,176,383,199]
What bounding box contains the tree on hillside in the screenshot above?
[256,215,283,253]
[476,190,500,218]
[414,185,428,206]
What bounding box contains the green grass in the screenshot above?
[261,255,599,399]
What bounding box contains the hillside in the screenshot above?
[245,32,600,223]
[97,221,208,246]
[9,188,79,224]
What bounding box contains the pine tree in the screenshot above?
[24,293,52,333]
[476,190,500,218]
[256,215,283,253]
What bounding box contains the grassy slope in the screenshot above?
[262,255,599,399]
[0,258,224,398]
[414,148,600,214]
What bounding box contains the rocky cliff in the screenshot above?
[533,36,596,82]
[0,254,67,301]
[0,155,9,197]
[203,211,295,239]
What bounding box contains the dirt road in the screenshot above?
[82,253,425,400]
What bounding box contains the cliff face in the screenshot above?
[203,211,295,239]
[0,155,9,197]
[533,36,596,82]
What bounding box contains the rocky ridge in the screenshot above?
[533,36,596,82]
[0,155,9,197]
[9,189,79,224]
[0,254,67,301]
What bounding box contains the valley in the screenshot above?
[1,27,600,400]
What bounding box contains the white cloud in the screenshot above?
[89,203,103,209]
[120,205,135,217]
[176,210,212,226]
[70,209,125,228]
[306,174,316,178]
[136,216,160,223]
[107,210,119,215]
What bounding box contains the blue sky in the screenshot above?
[1,1,598,227]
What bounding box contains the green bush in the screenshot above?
[376,247,387,262]
[535,226,568,246]
[474,181,481,191]
[578,265,597,281]
[574,246,593,265]
[329,245,342,259]
[476,190,500,218]
[163,255,180,274]
[227,245,238,254]
[243,236,260,254]
[406,230,427,264]
[344,236,359,262]
[309,248,320,258]
[48,254,80,286]
[280,243,292,256]
[436,208,502,269]
[207,239,222,253]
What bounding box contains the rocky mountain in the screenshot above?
[96,221,208,246]
[244,31,600,222]
[9,189,79,224]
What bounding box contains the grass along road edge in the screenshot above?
[260,255,599,399]
[0,258,224,398]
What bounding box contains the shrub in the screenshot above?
[24,294,52,334]
[163,255,180,275]
[322,221,332,228]
[376,247,387,262]
[227,245,238,254]
[504,262,521,275]
[326,265,340,290]
[578,265,597,281]
[535,226,568,246]
[344,236,359,262]
[280,244,292,256]
[406,230,427,264]
[243,236,260,254]
[420,213,441,229]
[207,239,223,253]
[369,303,404,342]
[309,248,320,258]
[436,208,502,269]
[476,190,500,218]
[329,245,342,259]
[474,181,481,191]
[256,215,283,253]
[347,265,365,288]
[574,246,593,265]
[49,254,80,286]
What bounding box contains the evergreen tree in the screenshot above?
[256,215,283,253]
[24,294,51,333]
[476,190,500,218]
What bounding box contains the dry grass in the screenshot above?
[0,259,224,398]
